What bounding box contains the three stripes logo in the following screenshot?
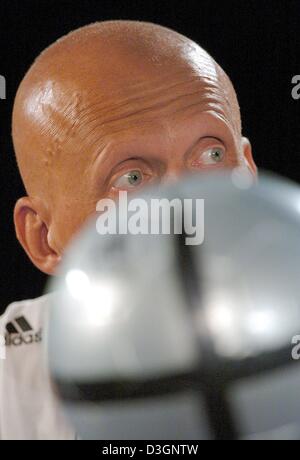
[5,316,42,346]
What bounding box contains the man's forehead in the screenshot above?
[22,65,233,150]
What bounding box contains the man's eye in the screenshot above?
[200,147,225,165]
[113,170,144,189]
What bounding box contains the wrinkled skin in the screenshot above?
[12,20,256,274]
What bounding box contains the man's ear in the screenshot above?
[241,137,257,176]
[14,197,61,275]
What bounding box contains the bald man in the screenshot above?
[0,20,256,439]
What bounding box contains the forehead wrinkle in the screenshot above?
[76,97,231,163]
[50,90,233,169]
[71,75,231,141]
[22,60,238,166]
[71,62,220,119]
[79,89,204,135]
[72,74,202,127]
[30,60,220,127]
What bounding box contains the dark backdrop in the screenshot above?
[0,0,299,313]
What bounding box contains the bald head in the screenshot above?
[13,20,240,198]
[12,20,255,274]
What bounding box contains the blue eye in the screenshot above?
[113,170,143,189]
[201,147,225,165]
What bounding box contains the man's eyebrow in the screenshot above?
[92,131,226,169]
[91,140,133,168]
[183,134,226,161]
[90,111,231,181]
[90,140,148,187]
[94,155,156,193]
[93,135,226,181]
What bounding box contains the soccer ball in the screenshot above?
[46,171,300,440]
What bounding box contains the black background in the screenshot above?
[0,0,299,313]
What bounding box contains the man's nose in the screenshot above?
[160,168,187,186]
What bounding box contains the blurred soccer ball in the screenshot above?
[46,171,300,440]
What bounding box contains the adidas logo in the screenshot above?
[5,316,42,346]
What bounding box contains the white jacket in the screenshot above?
[0,295,75,440]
